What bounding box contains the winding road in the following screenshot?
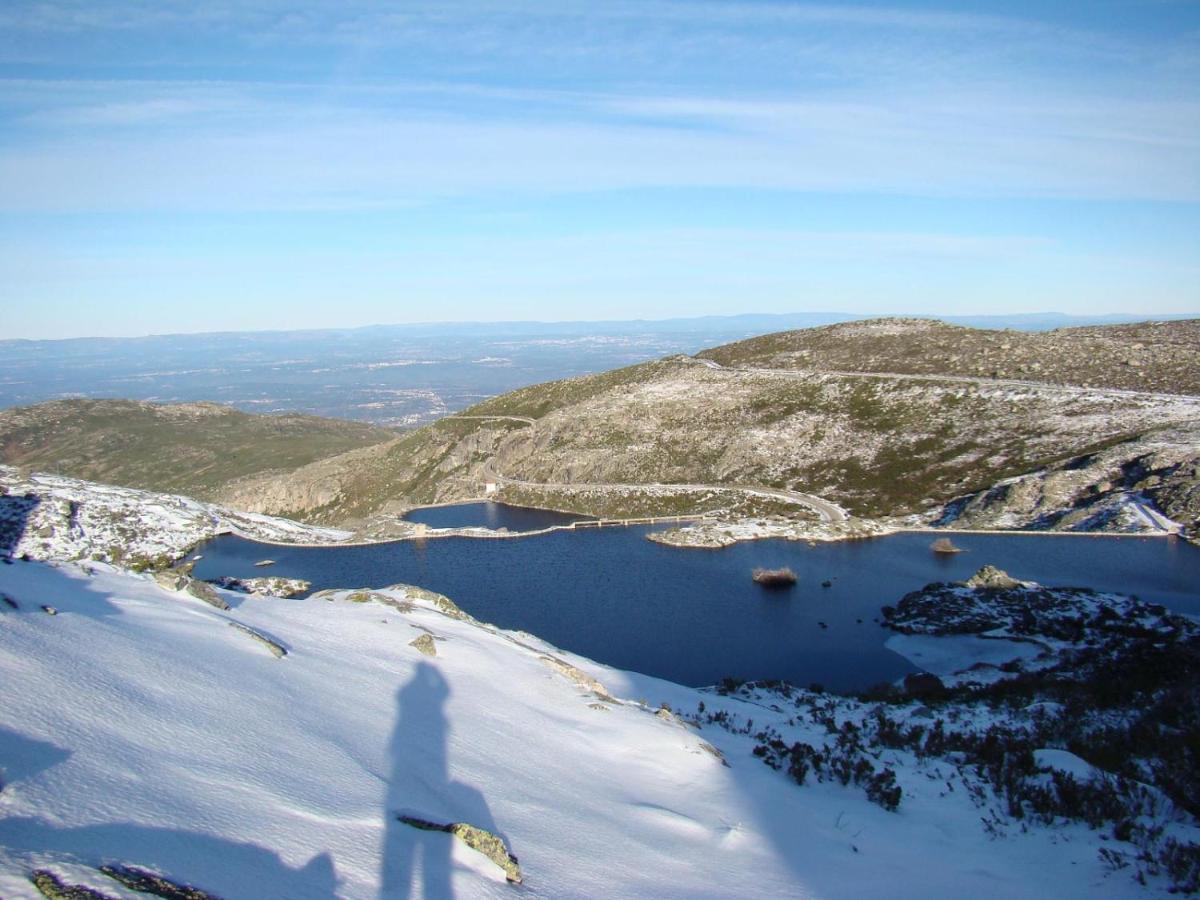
[693,357,1200,405]
[448,415,848,525]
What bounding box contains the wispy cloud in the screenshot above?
[1,74,1196,213]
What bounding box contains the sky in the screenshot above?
[1,1,1198,339]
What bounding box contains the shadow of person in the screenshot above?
[0,491,40,560]
[381,661,510,898]
[0,817,338,899]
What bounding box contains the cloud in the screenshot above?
[0,73,1196,213]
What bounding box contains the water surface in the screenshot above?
[194,529,1200,691]
[402,501,590,531]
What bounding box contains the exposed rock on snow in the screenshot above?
[0,466,351,567]
[409,633,437,656]
[397,816,522,884]
[29,869,115,899]
[212,576,311,598]
[227,621,288,658]
[539,654,614,701]
[100,863,219,900]
[153,571,231,611]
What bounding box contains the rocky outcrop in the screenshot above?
[396,816,522,884]
[388,584,467,620]
[963,565,1023,590]
[929,425,1200,539]
[409,633,437,656]
[99,864,219,900]
[154,571,231,611]
[883,573,1188,645]
[30,870,116,900]
[539,655,612,701]
[228,621,288,658]
[0,466,350,568]
[211,576,311,598]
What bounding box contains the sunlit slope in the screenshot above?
[0,399,392,500]
[224,324,1200,529]
[0,559,1151,898]
[700,317,1200,395]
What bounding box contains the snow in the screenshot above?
[1034,749,1104,783]
[885,634,1045,679]
[0,558,1162,898]
[0,466,350,564]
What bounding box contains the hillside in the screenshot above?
[700,318,1200,395]
[221,324,1200,539]
[1,550,1192,895]
[0,399,393,501]
[10,320,1198,541]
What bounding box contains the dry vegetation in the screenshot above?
[8,320,1198,539]
[700,317,1200,395]
[0,399,391,500]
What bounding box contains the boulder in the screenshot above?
[397,816,522,884]
[409,634,437,657]
[963,565,1022,591]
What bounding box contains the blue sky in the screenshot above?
[1,1,1197,338]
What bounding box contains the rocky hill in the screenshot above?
[700,317,1200,395]
[217,320,1200,540]
[9,321,1197,541]
[0,399,393,502]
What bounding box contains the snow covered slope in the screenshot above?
[0,466,349,566]
[0,558,1164,898]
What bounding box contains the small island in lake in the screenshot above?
[752,566,797,587]
[930,537,963,555]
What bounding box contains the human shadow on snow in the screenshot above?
[0,817,338,899]
[381,661,509,898]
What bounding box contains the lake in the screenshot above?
[193,521,1200,691]
[402,501,591,531]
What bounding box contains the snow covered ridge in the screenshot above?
[1,559,1197,896]
[0,466,350,566]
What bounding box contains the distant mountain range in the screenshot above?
[1,311,1193,427]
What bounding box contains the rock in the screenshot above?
[184,578,231,611]
[397,816,522,884]
[655,706,686,726]
[30,870,117,899]
[387,584,467,620]
[228,621,287,658]
[99,864,219,900]
[41,605,57,615]
[930,537,963,554]
[409,633,437,656]
[963,565,1023,590]
[253,559,276,567]
[1,592,18,610]
[153,571,189,592]
[698,740,730,767]
[212,576,310,598]
[151,571,231,610]
[539,655,613,701]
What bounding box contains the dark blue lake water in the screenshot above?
[193,528,1200,691]
[402,501,591,531]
